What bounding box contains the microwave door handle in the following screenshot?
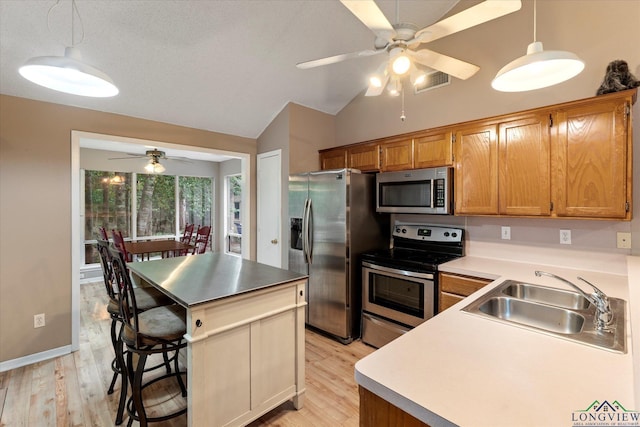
[430,179,435,208]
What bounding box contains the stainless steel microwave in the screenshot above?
[376,167,453,214]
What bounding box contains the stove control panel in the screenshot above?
[393,224,463,243]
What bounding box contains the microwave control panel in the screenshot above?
[434,179,446,208]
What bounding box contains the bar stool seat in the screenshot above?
[121,304,186,346]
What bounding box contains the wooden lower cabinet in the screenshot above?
[359,386,431,427]
[439,272,492,312]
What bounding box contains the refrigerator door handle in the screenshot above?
[306,198,313,264]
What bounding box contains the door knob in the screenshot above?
[271,239,278,244]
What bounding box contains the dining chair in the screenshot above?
[192,225,211,255]
[96,239,173,425]
[111,229,133,262]
[109,246,187,427]
[181,223,195,244]
[98,226,109,241]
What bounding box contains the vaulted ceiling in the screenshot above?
[0,1,460,139]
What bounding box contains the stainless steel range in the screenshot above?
[361,223,465,348]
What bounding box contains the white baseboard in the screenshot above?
[0,345,73,373]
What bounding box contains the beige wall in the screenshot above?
[0,95,256,363]
[257,102,336,268]
[335,0,640,255]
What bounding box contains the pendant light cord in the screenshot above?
[47,0,84,47]
[533,0,537,42]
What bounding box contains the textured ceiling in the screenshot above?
[0,0,459,139]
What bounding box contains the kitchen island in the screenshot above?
[127,253,308,427]
[355,249,637,427]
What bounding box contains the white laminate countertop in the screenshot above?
[355,255,638,427]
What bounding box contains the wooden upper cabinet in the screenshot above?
[380,138,413,171]
[498,113,552,216]
[319,147,346,170]
[554,94,632,219]
[348,143,380,172]
[414,131,453,168]
[454,124,499,215]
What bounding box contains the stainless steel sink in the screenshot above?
[501,282,591,310]
[477,296,585,334]
[462,280,626,353]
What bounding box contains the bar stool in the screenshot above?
[109,246,188,427]
[95,240,173,425]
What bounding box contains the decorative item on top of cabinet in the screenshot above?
[554,90,634,220]
[414,130,453,168]
[319,147,347,170]
[439,272,492,313]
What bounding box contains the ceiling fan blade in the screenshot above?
[297,49,384,69]
[340,0,395,44]
[410,49,480,80]
[108,153,146,160]
[414,0,522,44]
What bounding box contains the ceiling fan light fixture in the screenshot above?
[410,66,427,87]
[145,159,165,174]
[19,47,119,97]
[391,53,411,75]
[388,77,402,96]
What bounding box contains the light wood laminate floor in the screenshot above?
[0,281,374,426]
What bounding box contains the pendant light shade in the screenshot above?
[19,0,118,97]
[19,47,118,97]
[491,0,584,92]
[491,41,584,92]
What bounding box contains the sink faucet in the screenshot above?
[534,271,613,332]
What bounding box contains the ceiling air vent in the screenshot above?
[414,70,450,94]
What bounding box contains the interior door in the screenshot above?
[257,150,281,267]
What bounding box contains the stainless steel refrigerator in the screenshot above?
[288,169,388,343]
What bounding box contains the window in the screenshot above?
[83,170,213,265]
[136,174,176,236]
[225,174,242,255]
[84,171,132,264]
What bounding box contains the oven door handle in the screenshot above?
[362,262,434,280]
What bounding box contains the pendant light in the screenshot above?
[491,0,584,92]
[19,0,118,97]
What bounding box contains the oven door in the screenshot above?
[362,262,435,327]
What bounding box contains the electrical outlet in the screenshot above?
[560,229,572,245]
[34,313,45,328]
[617,232,632,249]
[501,226,511,240]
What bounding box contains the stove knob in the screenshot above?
[402,228,407,234]
[444,232,450,237]
[395,227,401,233]
[452,232,457,238]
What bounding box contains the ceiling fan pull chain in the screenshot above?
[400,87,406,122]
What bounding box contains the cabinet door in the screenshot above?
[414,131,453,168]
[320,148,347,170]
[498,114,551,216]
[380,138,414,171]
[554,97,630,219]
[348,143,380,172]
[454,124,499,215]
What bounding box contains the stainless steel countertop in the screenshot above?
[127,253,308,308]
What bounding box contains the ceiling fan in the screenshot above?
[297,0,522,96]
[109,149,190,174]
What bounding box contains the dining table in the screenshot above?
[124,239,193,260]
